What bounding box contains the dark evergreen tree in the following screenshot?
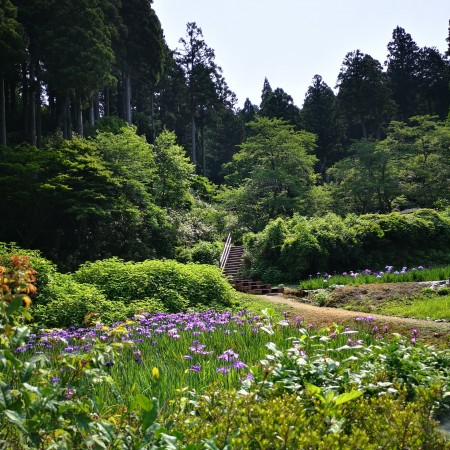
[336,50,395,139]
[416,47,450,118]
[154,49,189,141]
[386,26,420,120]
[447,19,450,57]
[301,75,341,175]
[177,22,235,173]
[116,0,165,125]
[259,86,301,127]
[259,77,273,110]
[13,0,49,146]
[41,0,116,138]
[239,98,259,124]
[203,106,245,184]
[0,0,24,146]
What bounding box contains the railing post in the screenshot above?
[220,234,232,269]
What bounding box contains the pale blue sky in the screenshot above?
[153,0,449,109]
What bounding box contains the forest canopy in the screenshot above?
[0,1,449,269]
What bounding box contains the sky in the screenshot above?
[152,0,449,109]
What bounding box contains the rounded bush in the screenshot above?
[31,273,107,327]
[190,241,221,265]
[74,257,234,310]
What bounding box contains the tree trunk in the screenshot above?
[361,123,367,139]
[150,91,156,144]
[35,62,42,148]
[94,92,100,121]
[89,99,95,127]
[104,88,110,117]
[201,122,206,176]
[123,71,132,124]
[0,76,6,146]
[191,113,197,167]
[22,63,29,140]
[36,90,42,148]
[63,91,72,140]
[29,61,37,146]
[76,95,83,137]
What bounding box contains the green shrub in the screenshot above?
[437,287,450,296]
[190,241,221,265]
[244,209,450,282]
[127,298,165,316]
[74,257,234,310]
[0,257,172,449]
[32,273,107,327]
[151,288,190,312]
[170,387,448,449]
[175,241,222,265]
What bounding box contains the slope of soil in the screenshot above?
[325,281,446,309]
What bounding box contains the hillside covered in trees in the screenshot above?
[1,0,449,271]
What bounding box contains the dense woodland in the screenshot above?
[1,0,450,273]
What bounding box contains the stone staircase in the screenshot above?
[229,278,283,295]
[222,245,244,278]
[221,242,282,295]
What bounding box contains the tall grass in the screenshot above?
[299,266,450,290]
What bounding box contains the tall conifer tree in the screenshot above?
[0,0,24,146]
[386,26,420,120]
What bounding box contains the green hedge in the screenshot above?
[244,209,450,283]
[1,243,234,327]
[73,257,234,310]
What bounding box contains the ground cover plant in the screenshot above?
[377,289,450,320]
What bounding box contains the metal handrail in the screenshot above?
[219,233,232,269]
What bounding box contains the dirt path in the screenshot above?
[261,294,450,343]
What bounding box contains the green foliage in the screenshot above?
[177,240,222,265]
[170,385,448,449]
[389,116,450,209]
[31,273,107,327]
[153,129,195,210]
[41,0,115,98]
[0,260,172,448]
[85,116,129,136]
[329,116,450,213]
[74,257,234,311]
[245,209,450,282]
[0,127,175,269]
[222,117,317,232]
[0,0,24,72]
[329,139,399,213]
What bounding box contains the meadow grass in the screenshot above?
[299,265,450,290]
[378,294,450,320]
